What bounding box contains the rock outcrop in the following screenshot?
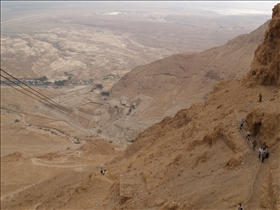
[245,3,280,86]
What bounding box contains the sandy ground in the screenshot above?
[1,79,279,210]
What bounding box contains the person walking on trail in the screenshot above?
[259,147,263,158]
[101,167,104,175]
[238,204,243,210]
[259,93,262,102]
[263,145,269,159]
[252,139,257,150]
[246,130,251,140]
[259,147,263,159]
[239,119,244,130]
[262,149,267,163]
[265,147,269,159]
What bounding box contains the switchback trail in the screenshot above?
[31,158,86,168]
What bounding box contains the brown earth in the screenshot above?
[111,20,269,114]
[95,19,269,141]
[1,3,280,210]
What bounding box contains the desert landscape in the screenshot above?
[1,2,279,210]
[1,1,273,81]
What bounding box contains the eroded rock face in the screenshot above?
[245,3,280,86]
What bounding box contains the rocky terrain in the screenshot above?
[92,19,269,141]
[1,3,279,210]
[244,5,280,87]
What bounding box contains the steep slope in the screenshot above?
[3,79,278,210]
[1,4,279,210]
[110,20,269,118]
[94,20,269,141]
[93,4,279,209]
[104,81,279,210]
[99,5,279,209]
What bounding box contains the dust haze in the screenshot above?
[1,1,273,81]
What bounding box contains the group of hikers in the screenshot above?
[240,119,270,163]
[239,93,269,163]
[237,94,268,210]
[258,146,269,163]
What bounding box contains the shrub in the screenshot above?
[54,80,68,86]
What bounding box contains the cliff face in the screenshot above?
[245,3,280,86]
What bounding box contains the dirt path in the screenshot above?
[247,161,268,209]
[241,95,276,112]
[31,158,86,168]
[1,159,105,203]
[97,175,114,184]
[234,108,269,209]
[0,183,37,201]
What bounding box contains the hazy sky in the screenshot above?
[184,1,278,15]
[2,1,278,15]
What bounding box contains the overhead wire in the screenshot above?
[1,74,71,113]
[1,69,71,112]
[1,78,91,123]
[0,79,79,121]
[1,77,92,123]
[1,69,92,123]
[0,106,63,122]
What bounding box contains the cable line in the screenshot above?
[2,79,90,123]
[1,69,72,113]
[1,70,92,123]
[0,106,60,121]
[1,74,71,114]
[1,75,74,116]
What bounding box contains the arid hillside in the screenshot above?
[91,19,269,141]
[3,2,271,83]
[111,20,269,118]
[104,5,279,209]
[1,3,279,210]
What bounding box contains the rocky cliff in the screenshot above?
[245,4,280,86]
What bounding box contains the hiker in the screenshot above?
[101,167,104,175]
[263,145,269,159]
[252,139,257,150]
[238,204,243,210]
[259,93,262,102]
[266,148,269,159]
[246,130,251,140]
[262,148,267,163]
[239,119,244,130]
[258,147,263,159]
